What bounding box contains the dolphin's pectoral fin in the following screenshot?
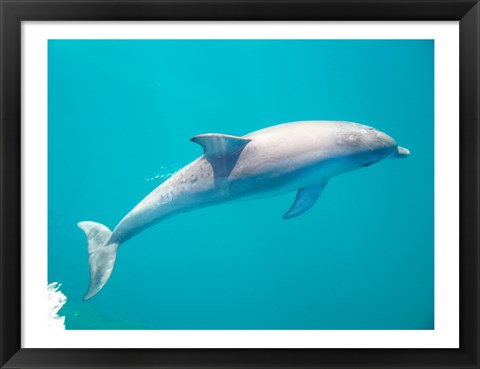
[283,182,328,220]
[190,133,251,156]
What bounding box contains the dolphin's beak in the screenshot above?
[392,146,410,158]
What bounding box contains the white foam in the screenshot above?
[47,282,67,330]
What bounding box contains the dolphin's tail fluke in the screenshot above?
[78,221,119,300]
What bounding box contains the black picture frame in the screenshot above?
[1,0,478,368]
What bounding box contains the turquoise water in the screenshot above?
[48,40,434,330]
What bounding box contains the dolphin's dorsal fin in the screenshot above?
[191,134,251,181]
[283,182,328,220]
[190,134,251,156]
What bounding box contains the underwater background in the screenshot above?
[48,39,434,330]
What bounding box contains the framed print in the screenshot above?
[1,0,479,368]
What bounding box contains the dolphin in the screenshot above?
[78,120,409,300]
